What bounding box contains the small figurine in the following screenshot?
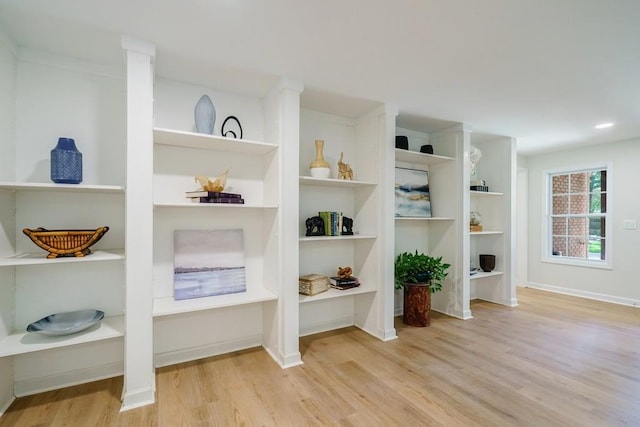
[305,216,325,236]
[337,152,353,180]
[195,169,228,193]
[337,266,353,279]
[341,216,354,235]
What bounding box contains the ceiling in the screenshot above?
[1,0,639,154]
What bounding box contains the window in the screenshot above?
[545,164,611,268]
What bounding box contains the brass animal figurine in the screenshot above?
[195,169,228,193]
[337,266,353,279]
[337,152,353,180]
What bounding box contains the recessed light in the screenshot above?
[595,122,614,129]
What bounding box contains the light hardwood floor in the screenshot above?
[2,287,639,426]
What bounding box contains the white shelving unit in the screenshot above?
[393,123,466,319]
[146,71,305,376]
[299,234,377,242]
[299,176,375,188]
[0,250,124,267]
[0,27,518,415]
[0,316,125,358]
[154,127,278,154]
[470,270,503,281]
[0,44,127,411]
[468,135,517,307]
[298,286,377,304]
[0,182,124,194]
[296,100,397,342]
[151,122,284,364]
[153,288,278,317]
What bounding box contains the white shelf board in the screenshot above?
[153,288,278,317]
[394,149,455,165]
[470,190,504,197]
[154,202,278,209]
[153,127,277,154]
[470,231,503,236]
[299,286,376,304]
[0,250,125,267]
[470,270,504,280]
[0,181,124,194]
[0,315,124,357]
[299,234,376,242]
[395,216,454,221]
[299,176,376,188]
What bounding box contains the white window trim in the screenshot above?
[542,162,613,270]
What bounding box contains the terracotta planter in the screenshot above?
[403,282,431,327]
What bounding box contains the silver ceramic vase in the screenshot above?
[194,94,216,134]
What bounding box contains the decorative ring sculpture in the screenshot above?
[221,115,243,139]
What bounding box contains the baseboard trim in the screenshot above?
[120,386,155,412]
[381,327,398,341]
[353,323,398,342]
[470,297,519,308]
[153,335,263,368]
[264,346,303,369]
[395,307,473,320]
[525,282,640,308]
[299,317,353,337]
[461,309,474,320]
[0,395,15,418]
[14,362,123,397]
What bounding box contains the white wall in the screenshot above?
[0,29,16,180]
[0,27,17,416]
[526,139,640,305]
[516,158,528,287]
[14,52,125,185]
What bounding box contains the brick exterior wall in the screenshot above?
[551,173,589,257]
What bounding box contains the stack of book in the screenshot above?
[318,211,343,236]
[470,185,489,192]
[299,274,329,296]
[329,276,360,290]
[185,190,244,204]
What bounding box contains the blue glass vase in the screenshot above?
[51,137,82,184]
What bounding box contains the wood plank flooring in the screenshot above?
[2,287,639,426]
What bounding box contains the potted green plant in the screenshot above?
[394,250,451,327]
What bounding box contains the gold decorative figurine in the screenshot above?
[195,169,228,192]
[337,152,353,180]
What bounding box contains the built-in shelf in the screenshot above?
[0,316,124,357]
[299,176,375,188]
[299,234,376,242]
[395,217,454,221]
[0,250,125,267]
[470,231,504,236]
[394,148,455,165]
[470,190,504,197]
[298,286,377,304]
[153,127,278,154]
[153,202,278,209]
[0,182,124,194]
[153,288,278,317]
[470,271,504,280]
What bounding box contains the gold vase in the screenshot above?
[309,139,331,178]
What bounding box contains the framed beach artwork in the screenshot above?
[173,229,246,300]
[395,167,432,218]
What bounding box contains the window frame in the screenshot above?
[542,162,613,269]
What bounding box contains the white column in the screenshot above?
[460,124,473,319]
[120,35,155,411]
[379,103,399,340]
[263,78,304,368]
